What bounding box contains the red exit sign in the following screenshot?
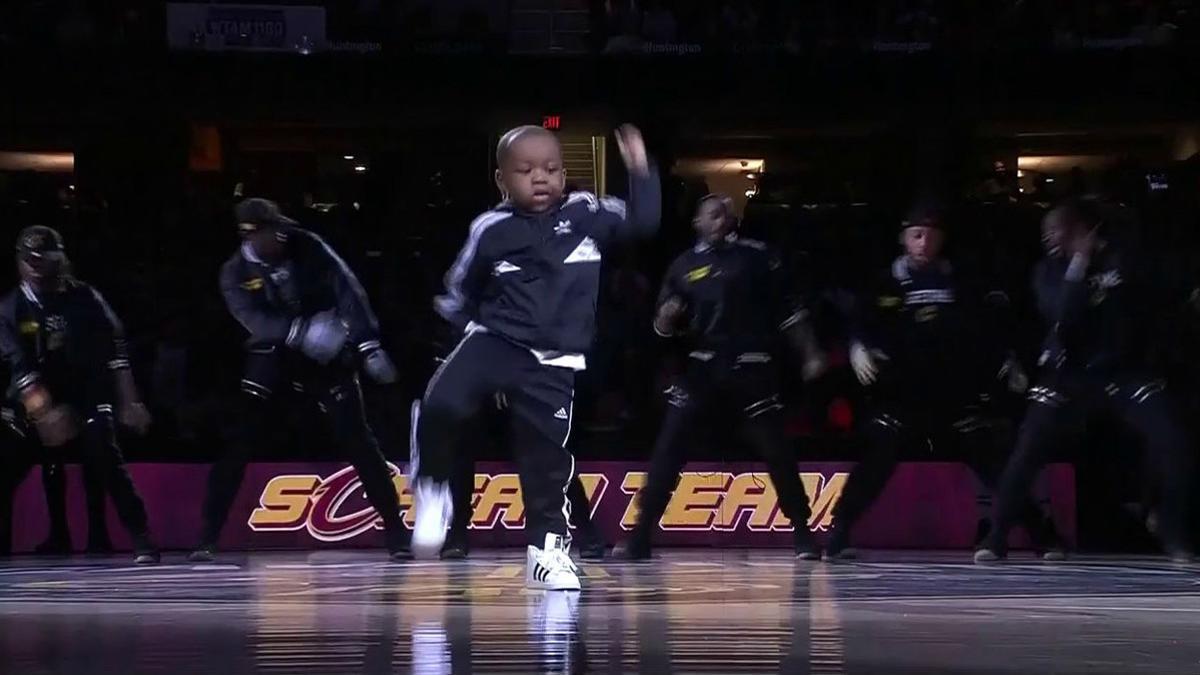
[542,115,561,130]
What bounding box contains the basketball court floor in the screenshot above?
[1,549,1197,674]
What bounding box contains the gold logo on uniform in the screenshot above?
[18,320,39,335]
[241,277,265,291]
[878,295,902,308]
[914,306,939,323]
[685,265,712,283]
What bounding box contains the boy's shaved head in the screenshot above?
[496,125,560,167]
[494,125,566,213]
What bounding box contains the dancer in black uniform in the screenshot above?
[976,199,1195,563]
[618,194,827,560]
[826,204,1061,561]
[0,226,158,563]
[191,198,408,562]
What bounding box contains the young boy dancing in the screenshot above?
[410,124,659,589]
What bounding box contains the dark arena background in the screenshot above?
[3,2,1200,674]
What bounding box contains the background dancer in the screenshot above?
[0,226,157,564]
[977,198,1195,563]
[617,193,826,561]
[191,198,408,562]
[826,202,1062,560]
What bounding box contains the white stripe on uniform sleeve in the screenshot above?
[564,192,599,212]
[304,229,381,332]
[435,210,509,319]
[599,195,627,219]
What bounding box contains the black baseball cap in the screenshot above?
[15,225,65,259]
[899,199,946,232]
[235,198,297,235]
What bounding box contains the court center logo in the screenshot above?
[247,465,848,541]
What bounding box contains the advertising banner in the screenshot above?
[6,461,1074,552]
[166,3,327,52]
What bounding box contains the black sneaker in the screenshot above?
[794,530,820,561]
[612,538,652,561]
[34,536,71,556]
[578,538,607,560]
[439,531,468,560]
[188,545,216,563]
[1168,548,1196,565]
[822,526,856,561]
[1040,547,1068,562]
[135,549,161,565]
[387,528,413,562]
[973,548,1005,564]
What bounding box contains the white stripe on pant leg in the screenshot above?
[560,391,575,548]
[408,399,421,482]
[422,330,478,401]
[415,331,478,482]
[561,393,574,449]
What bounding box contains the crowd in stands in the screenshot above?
[1,0,1195,53]
[595,0,1198,53]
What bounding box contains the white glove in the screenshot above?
[614,124,649,177]
[362,347,398,384]
[34,405,80,448]
[118,401,153,435]
[849,341,888,386]
[802,352,828,382]
[998,356,1030,394]
[289,310,348,364]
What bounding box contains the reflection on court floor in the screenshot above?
[0,549,1197,674]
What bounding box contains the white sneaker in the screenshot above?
[527,533,582,591]
[411,478,453,559]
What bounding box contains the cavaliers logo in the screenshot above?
[247,465,848,541]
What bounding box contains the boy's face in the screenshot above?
[496,133,565,213]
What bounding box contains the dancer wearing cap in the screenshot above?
[0,226,158,563]
[190,198,408,562]
[826,202,1062,561]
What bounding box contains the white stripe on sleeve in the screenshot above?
[435,210,509,319]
